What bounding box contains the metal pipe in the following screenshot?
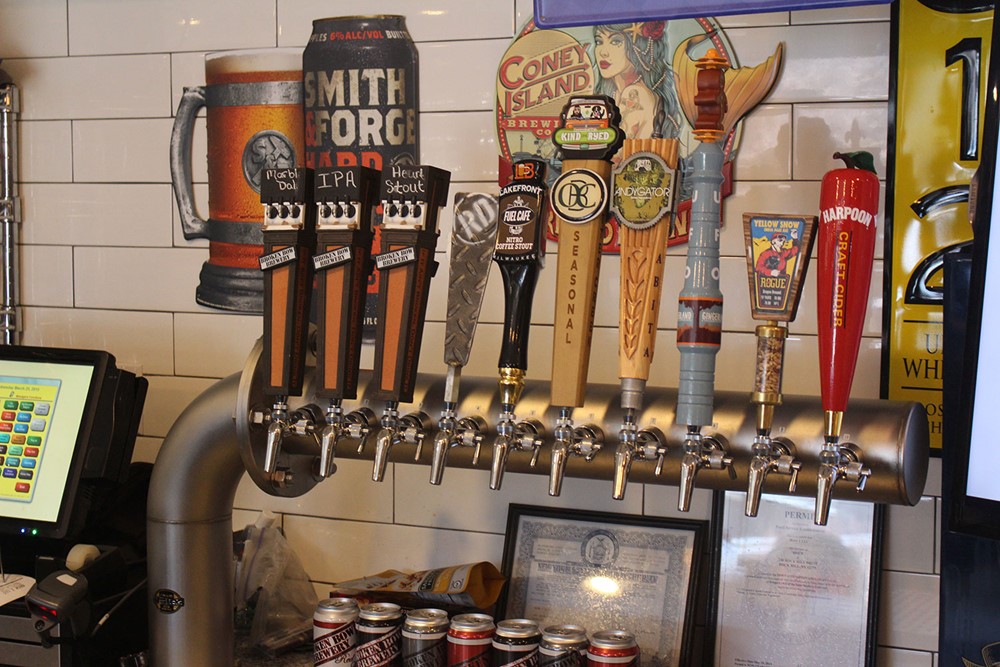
[0,72,20,345]
[147,373,245,667]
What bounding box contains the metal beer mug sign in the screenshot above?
[170,48,304,312]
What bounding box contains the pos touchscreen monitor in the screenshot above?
[0,345,146,540]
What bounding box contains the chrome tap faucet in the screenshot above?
[612,411,666,501]
[745,435,801,517]
[677,428,735,512]
[547,408,603,497]
[489,410,543,491]
[429,401,488,485]
[370,402,432,483]
[815,442,871,525]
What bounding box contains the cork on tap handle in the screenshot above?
[260,168,316,397]
[371,165,452,404]
[616,137,680,386]
[312,166,380,401]
[549,96,624,409]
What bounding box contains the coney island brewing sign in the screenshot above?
[495,17,742,252]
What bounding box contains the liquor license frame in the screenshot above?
[712,491,882,667]
[498,504,706,667]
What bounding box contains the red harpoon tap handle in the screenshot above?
[816,152,880,414]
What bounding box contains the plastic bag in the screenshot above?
[233,511,318,655]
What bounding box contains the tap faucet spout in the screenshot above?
[263,398,289,474]
[612,439,634,501]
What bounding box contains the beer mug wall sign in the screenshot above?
[170,48,304,312]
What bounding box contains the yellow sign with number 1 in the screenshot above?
[887,0,993,449]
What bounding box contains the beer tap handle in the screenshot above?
[260,168,316,399]
[676,51,727,441]
[313,166,380,402]
[495,159,549,418]
[815,153,879,525]
[371,166,451,405]
[445,193,499,385]
[549,97,623,410]
[616,137,680,413]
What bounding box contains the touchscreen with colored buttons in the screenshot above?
[0,360,93,524]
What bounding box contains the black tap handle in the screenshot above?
[494,159,548,373]
[312,166,381,401]
[260,167,316,397]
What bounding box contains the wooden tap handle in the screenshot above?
[616,138,679,385]
[549,96,623,409]
[260,168,316,397]
[313,166,380,401]
[371,165,451,404]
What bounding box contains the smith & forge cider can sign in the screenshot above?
[304,15,419,340]
[304,15,419,170]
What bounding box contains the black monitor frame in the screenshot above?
[0,345,146,540]
[948,13,1000,541]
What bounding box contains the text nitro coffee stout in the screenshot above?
[586,631,639,667]
[492,619,541,667]
[447,613,495,667]
[538,625,588,667]
[303,15,419,171]
[355,602,404,667]
[403,608,450,667]
[314,597,359,667]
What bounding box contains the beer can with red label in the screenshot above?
[447,613,495,667]
[586,631,638,667]
[314,597,359,667]
[403,608,450,667]
[538,625,588,667]
[492,619,541,667]
[355,602,404,667]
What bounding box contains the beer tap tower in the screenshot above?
[547,96,623,497]
[259,167,319,477]
[676,50,736,512]
[741,213,816,516]
[612,138,680,500]
[312,166,382,479]
[814,152,880,525]
[429,193,498,485]
[489,160,549,491]
[369,165,451,482]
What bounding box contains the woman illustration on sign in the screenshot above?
[593,21,681,140]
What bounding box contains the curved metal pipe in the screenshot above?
[147,373,244,667]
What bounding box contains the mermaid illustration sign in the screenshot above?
[742,213,817,321]
[495,17,783,252]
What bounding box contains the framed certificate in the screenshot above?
[498,504,707,667]
[713,492,882,667]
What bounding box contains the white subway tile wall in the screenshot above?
[3,0,939,660]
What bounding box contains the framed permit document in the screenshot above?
[713,492,882,667]
[498,504,706,667]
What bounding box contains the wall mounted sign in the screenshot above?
[495,17,781,252]
[884,0,993,451]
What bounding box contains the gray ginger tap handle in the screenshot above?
[442,193,499,403]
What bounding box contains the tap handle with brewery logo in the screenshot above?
[494,159,548,405]
[371,165,451,404]
[549,96,623,409]
[260,167,316,397]
[312,166,381,401]
[613,138,679,412]
[742,212,817,416]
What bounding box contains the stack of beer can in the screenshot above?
[314,598,640,667]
